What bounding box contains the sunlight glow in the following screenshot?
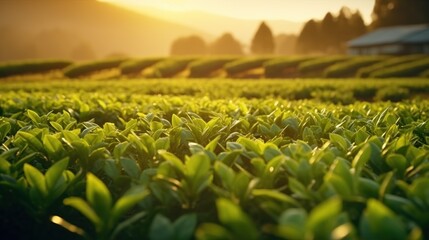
[98,0,374,23]
[99,0,190,12]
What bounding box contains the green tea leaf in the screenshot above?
[50,121,63,132]
[45,158,69,190]
[386,154,407,174]
[352,143,380,174]
[120,158,141,179]
[0,157,11,174]
[159,150,185,174]
[173,213,197,240]
[358,178,380,198]
[0,122,11,141]
[307,197,342,239]
[408,178,429,205]
[216,198,259,240]
[104,159,120,179]
[149,214,174,240]
[86,173,112,219]
[186,153,212,194]
[43,134,65,160]
[196,223,233,240]
[205,135,220,152]
[329,133,350,152]
[252,189,301,207]
[64,197,101,226]
[24,163,47,197]
[18,131,44,152]
[172,114,183,127]
[111,187,148,224]
[288,177,310,199]
[155,137,170,150]
[359,199,407,240]
[214,161,235,190]
[27,109,41,124]
[277,209,307,239]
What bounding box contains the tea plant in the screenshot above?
[1,80,429,239]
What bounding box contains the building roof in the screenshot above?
[348,24,429,48]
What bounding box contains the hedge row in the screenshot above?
[1,55,429,79]
[264,57,314,78]
[189,57,236,78]
[324,56,388,78]
[224,57,270,76]
[119,58,164,75]
[147,58,196,78]
[0,60,72,78]
[370,58,429,78]
[297,56,351,76]
[63,58,127,78]
[357,55,426,78]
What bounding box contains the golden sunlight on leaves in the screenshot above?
[50,216,86,236]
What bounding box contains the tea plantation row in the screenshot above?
[2,78,429,104]
[1,80,429,239]
[1,55,429,79]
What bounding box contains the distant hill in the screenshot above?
[121,5,303,43]
[0,0,207,61]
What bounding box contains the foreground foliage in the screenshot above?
[0,80,429,239]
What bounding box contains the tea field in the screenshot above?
[1,78,429,240]
[1,55,429,80]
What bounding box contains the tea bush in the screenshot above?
[63,58,127,78]
[119,58,164,76]
[298,56,350,77]
[0,60,72,78]
[357,55,426,78]
[147,58,196,78]
[324,56,388,78]
[370,58,429,78]
[189,57,236,78]
[1,79,429,239]
[375,87,411,102]
[224,57,271,76]
[264,57,313,78]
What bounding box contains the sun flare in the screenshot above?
[98,0,188,12]
[98,0,373,23]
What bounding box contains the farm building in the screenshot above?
[347,24,429,55]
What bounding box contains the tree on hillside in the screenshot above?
[371,0,429,28]
[296,7,367,54]
[295,19,321,54]
[250,21,275,55]
[349,11,367,38]
[209,33,243,55]
[337,7,353,41]
[320,12,338,52]
[170,35,207,56]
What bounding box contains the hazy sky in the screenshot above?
[100,0,375,23]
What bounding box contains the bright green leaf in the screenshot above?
[45,158,69,190]
[216,198,259,240]
[120,158,141,179]
[24,163,47,197]
[86,173,112,220]
[64,197,101,226]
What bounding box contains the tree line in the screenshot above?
[170,0,429,56]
